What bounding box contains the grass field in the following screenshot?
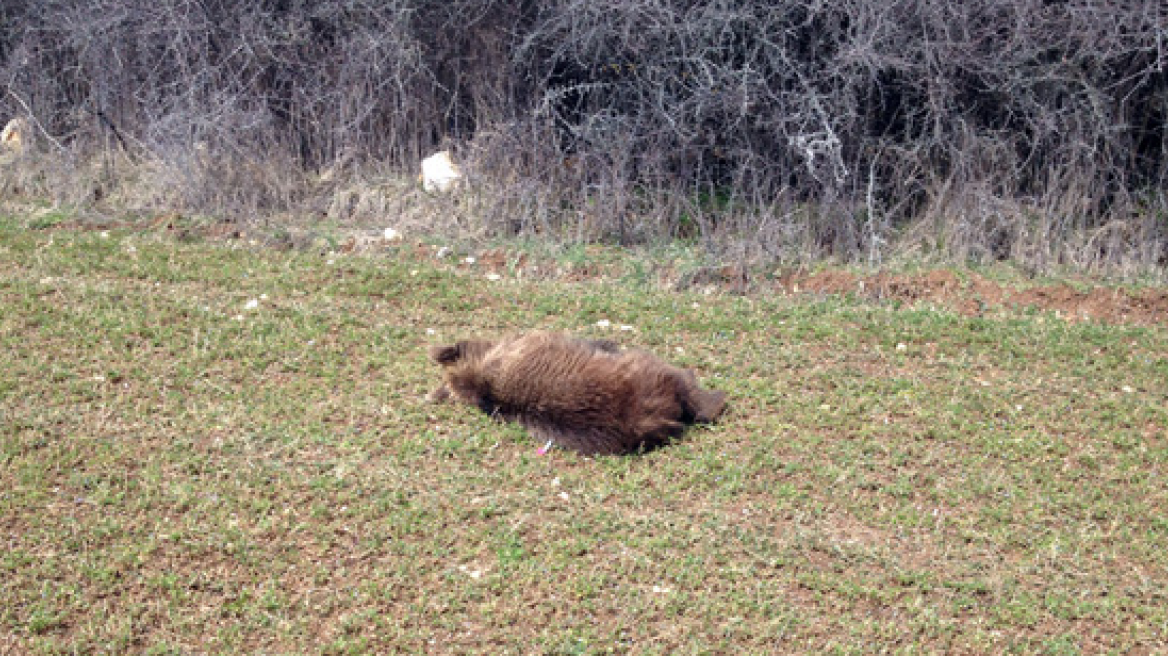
[2,217,1166,654]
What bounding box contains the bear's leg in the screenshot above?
[687,388,727,422]
[426,385,451,403]
[677,370,726,422]
[634,416,686,452]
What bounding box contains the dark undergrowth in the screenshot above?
[1,0,1166,276]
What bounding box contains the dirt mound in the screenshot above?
[779,270,1168,326]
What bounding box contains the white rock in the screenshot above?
[420,151,463,192]
[458,565,484,579]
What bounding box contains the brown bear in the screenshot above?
[427,331,726,455]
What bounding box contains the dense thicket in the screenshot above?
[1,0,1165,272]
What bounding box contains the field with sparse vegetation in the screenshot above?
[2,216,1167,654]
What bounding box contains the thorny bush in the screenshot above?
[1,0,1165,274]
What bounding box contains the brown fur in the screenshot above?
[427,332,726,455]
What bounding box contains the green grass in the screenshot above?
[2,217,1166,654]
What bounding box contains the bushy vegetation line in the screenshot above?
[1,0,1165,273]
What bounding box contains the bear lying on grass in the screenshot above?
[427,332,726,455]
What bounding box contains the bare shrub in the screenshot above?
[0,0,1164,275]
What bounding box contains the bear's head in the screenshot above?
[427,339,498,412]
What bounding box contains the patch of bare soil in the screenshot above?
[776,269,1168,326]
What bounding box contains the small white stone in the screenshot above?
[464,256,476,265]
[244,299,259,310]
[383,227,402,241]
[458,565,484,579]
[596,319,611,328]
[896,343,907,351]
[486,273,502,281]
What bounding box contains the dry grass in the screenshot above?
[2,217,1166,654]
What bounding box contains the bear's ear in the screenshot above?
[429,343,462,364]
[431,339,496,366]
